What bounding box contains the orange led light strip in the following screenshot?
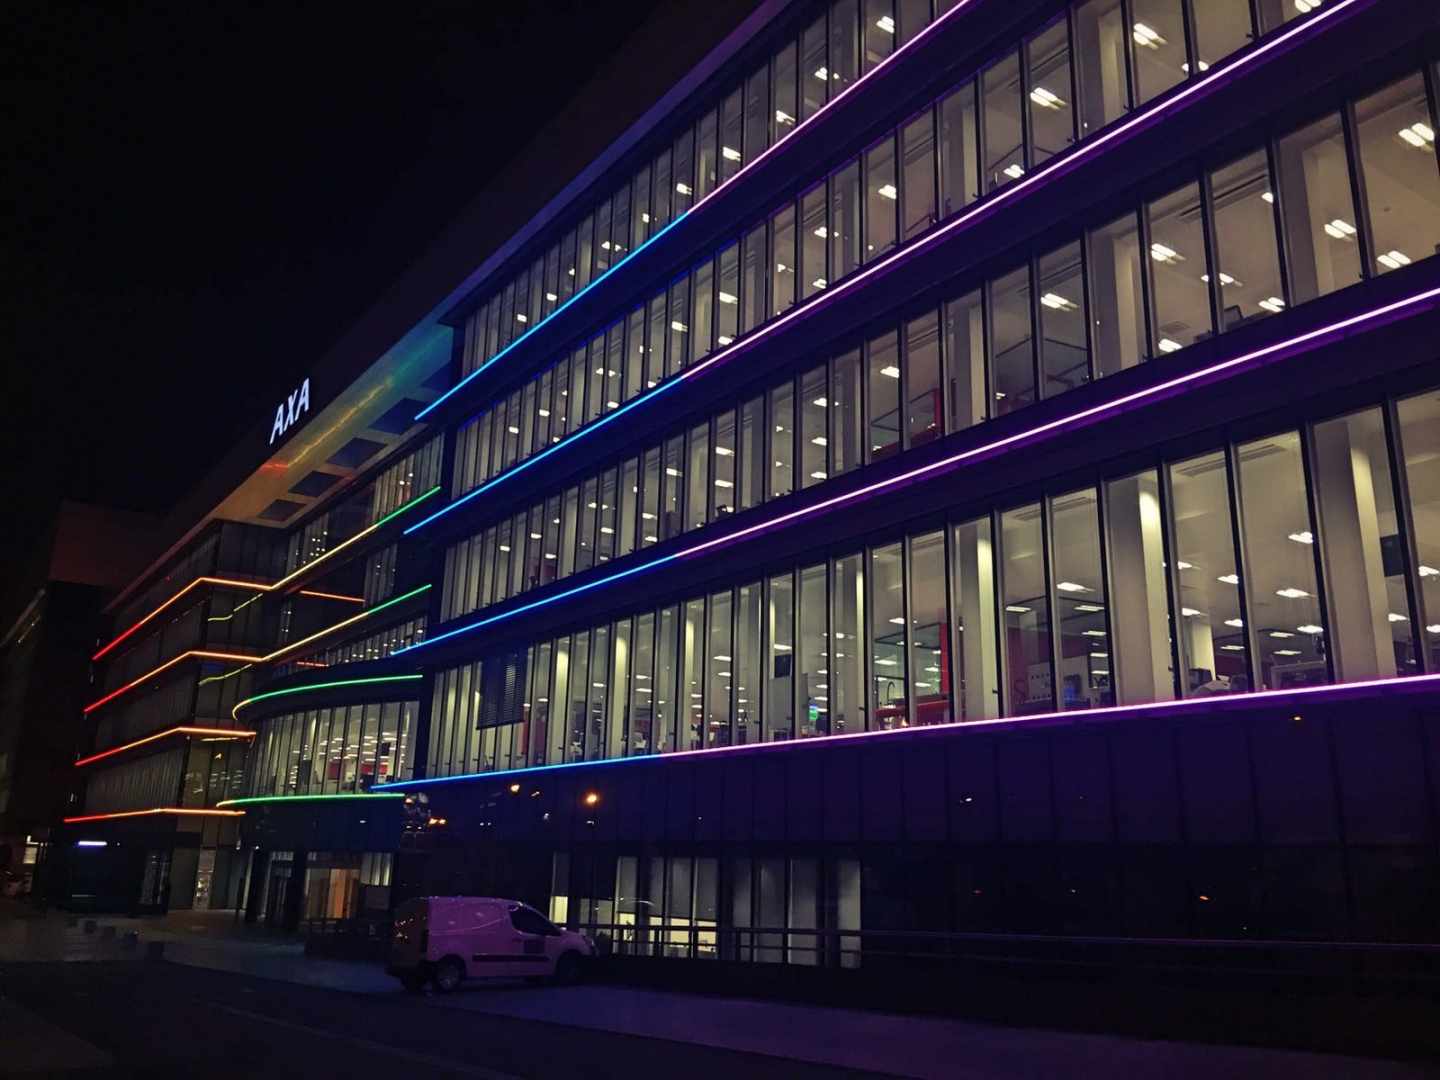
[63,807,245,824]
[74,726,255,768]
[92,485,440,660]
[84,584,432,714]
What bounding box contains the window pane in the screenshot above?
[767,573,795,741]
[587,625,610,760]
[864,136,898,261]
[1130,0,1186,105]
[715,409,737,517]
[989,266,1034,415]
[897,0,929,44]
[686,422,710,532]
[585,340,604,426]
[801,182,828,298]
[1103,471,1175,703]
[720,89,744,182]
[952,517,999,719]
[597,470,617,565]
[605,324,624,410]
[682,599,705,751]
[707,590,733,747]
[830,348,863,477]
[1275,113,1363,303]
[641,447,660,547]
[632,169,650,249]
[1051,489,1112,709]
[745,64,771,162]
[624,308,645,402]
[575,477,597,574]
[1313,408,1418,679]
[944,288,984,432]
[1038,241,1089,397]
[905,310,941,446]
[735,582,763,744]
[801,15,828,121]
[696,109,719,200]
[772,203,796,316]
[1236,432,1328,689]
[1211,150,1286,329]
[611,187,631,262]
[775,39,799,138]
[1169,451,1248,695]
[607,620,630,760]
[619,458,638,558]
[870,542,907,727]
[739,395,765,511]
[549,638,571,764]
[692,260,714,366]
[901,110,937,241]
[800,365,828,487]
[717,243,739,345]
[1355,74,1440,277]
[982,51,1024,191]
[1146,181,1212,352]
[863,0,893,73]
[939,82,979,215]
[1002,504,1052,714]
[662,436,684,541]
[909,532,948,725]
[741,223,766,335]
[830,161,862,281]
[673,129,695,211]
[831,553,867,733]
[829,0,860,94]
[668,277,690,375]
[1255,0,1315,34]
[799,563,829,737]
[629,614,654,755]
[867,329,901,461]
[1088,212,1146,376]
[543,495,561,583]
[1074,0,1129,138]
[770,380,795,499]
[593,200,612,276]
[567,632,590,762]
[1192,0,1252,69]
[1026,19,1074,166]
[1397,389,1440,672]
[655,607,678,753]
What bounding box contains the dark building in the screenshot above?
[0,503,156,896]
[65,0,1440,968]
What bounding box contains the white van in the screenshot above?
[387,896,595,992]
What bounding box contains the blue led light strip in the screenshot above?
[414,0,992,424]
[394,283,1440,658]
[374,670,1440,791]
[405,0,1370,537]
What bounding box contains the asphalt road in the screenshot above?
[0,959,894,1079]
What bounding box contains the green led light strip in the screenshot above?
[232,673,424,720]
[217,792,405,808]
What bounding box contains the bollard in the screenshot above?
[83,919,97,934]
[145,941,165,961]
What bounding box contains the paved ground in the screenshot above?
[1,906,1435,1078]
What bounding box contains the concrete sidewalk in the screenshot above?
[1,907,1431,1079]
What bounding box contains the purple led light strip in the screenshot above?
[396,282,1440,658]
[412,0,1369,531]
[376,670,1440,789]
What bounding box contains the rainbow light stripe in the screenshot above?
[93,485,441,661]
[74,726,255,768]
[63,808,245,824]
[231,673,425,721]
[405,0,1369,534]
[216,792,405,808]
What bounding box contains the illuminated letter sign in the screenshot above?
[269,378,312,445]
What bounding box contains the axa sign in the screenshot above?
[269,378,312,446]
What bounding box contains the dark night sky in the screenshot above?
[4,1,682,552]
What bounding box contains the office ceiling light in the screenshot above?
[1297,624,1325,634]
[1150,242,1183,263]
[718,291,738,305]
[1176,561,1194,570]
[1378,250,1412,270]
[1218,573,1240,585]
[721,146,742,162]
[1274,649,1302,656]
[1132,22,1166,47]
[1388,612,1409,623]
[1288,531,1314,544]
[1222,644,1246,651]
[811,278,828,290]
[1398,123,1435,148]
[1157,338,1183,353]
[875,14,895,33]
[1324,218,1356,240]
[1056,581,1089,593]
[1225,618,1244,628]
[813,66,829,81]
[1006,605,1031,614]
[1181,607,1203,617]
[877,183,898,200]
[775,110,796,126]
[1260,190,1274,203]
[1040,292,1078,311]
[1294,0,1320,12]
[881,365,900,378]
[1075,603,1103,613]
[1427,625,1440,634]
[1269,630,1295,638]
[1258,297,1287,313]
[676,182,693,196]
[1420,565,1439,577]
[1003,163,1025,179]
[1276,587,1311,599]
[1029,86,1065,109]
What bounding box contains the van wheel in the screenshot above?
[400,972,428,994]
[553,952,583,985]
[433,957,464,994]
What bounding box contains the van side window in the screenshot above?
[509,907,557,936]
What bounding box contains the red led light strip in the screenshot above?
[63,807,245,824]
[74,726,255,768]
